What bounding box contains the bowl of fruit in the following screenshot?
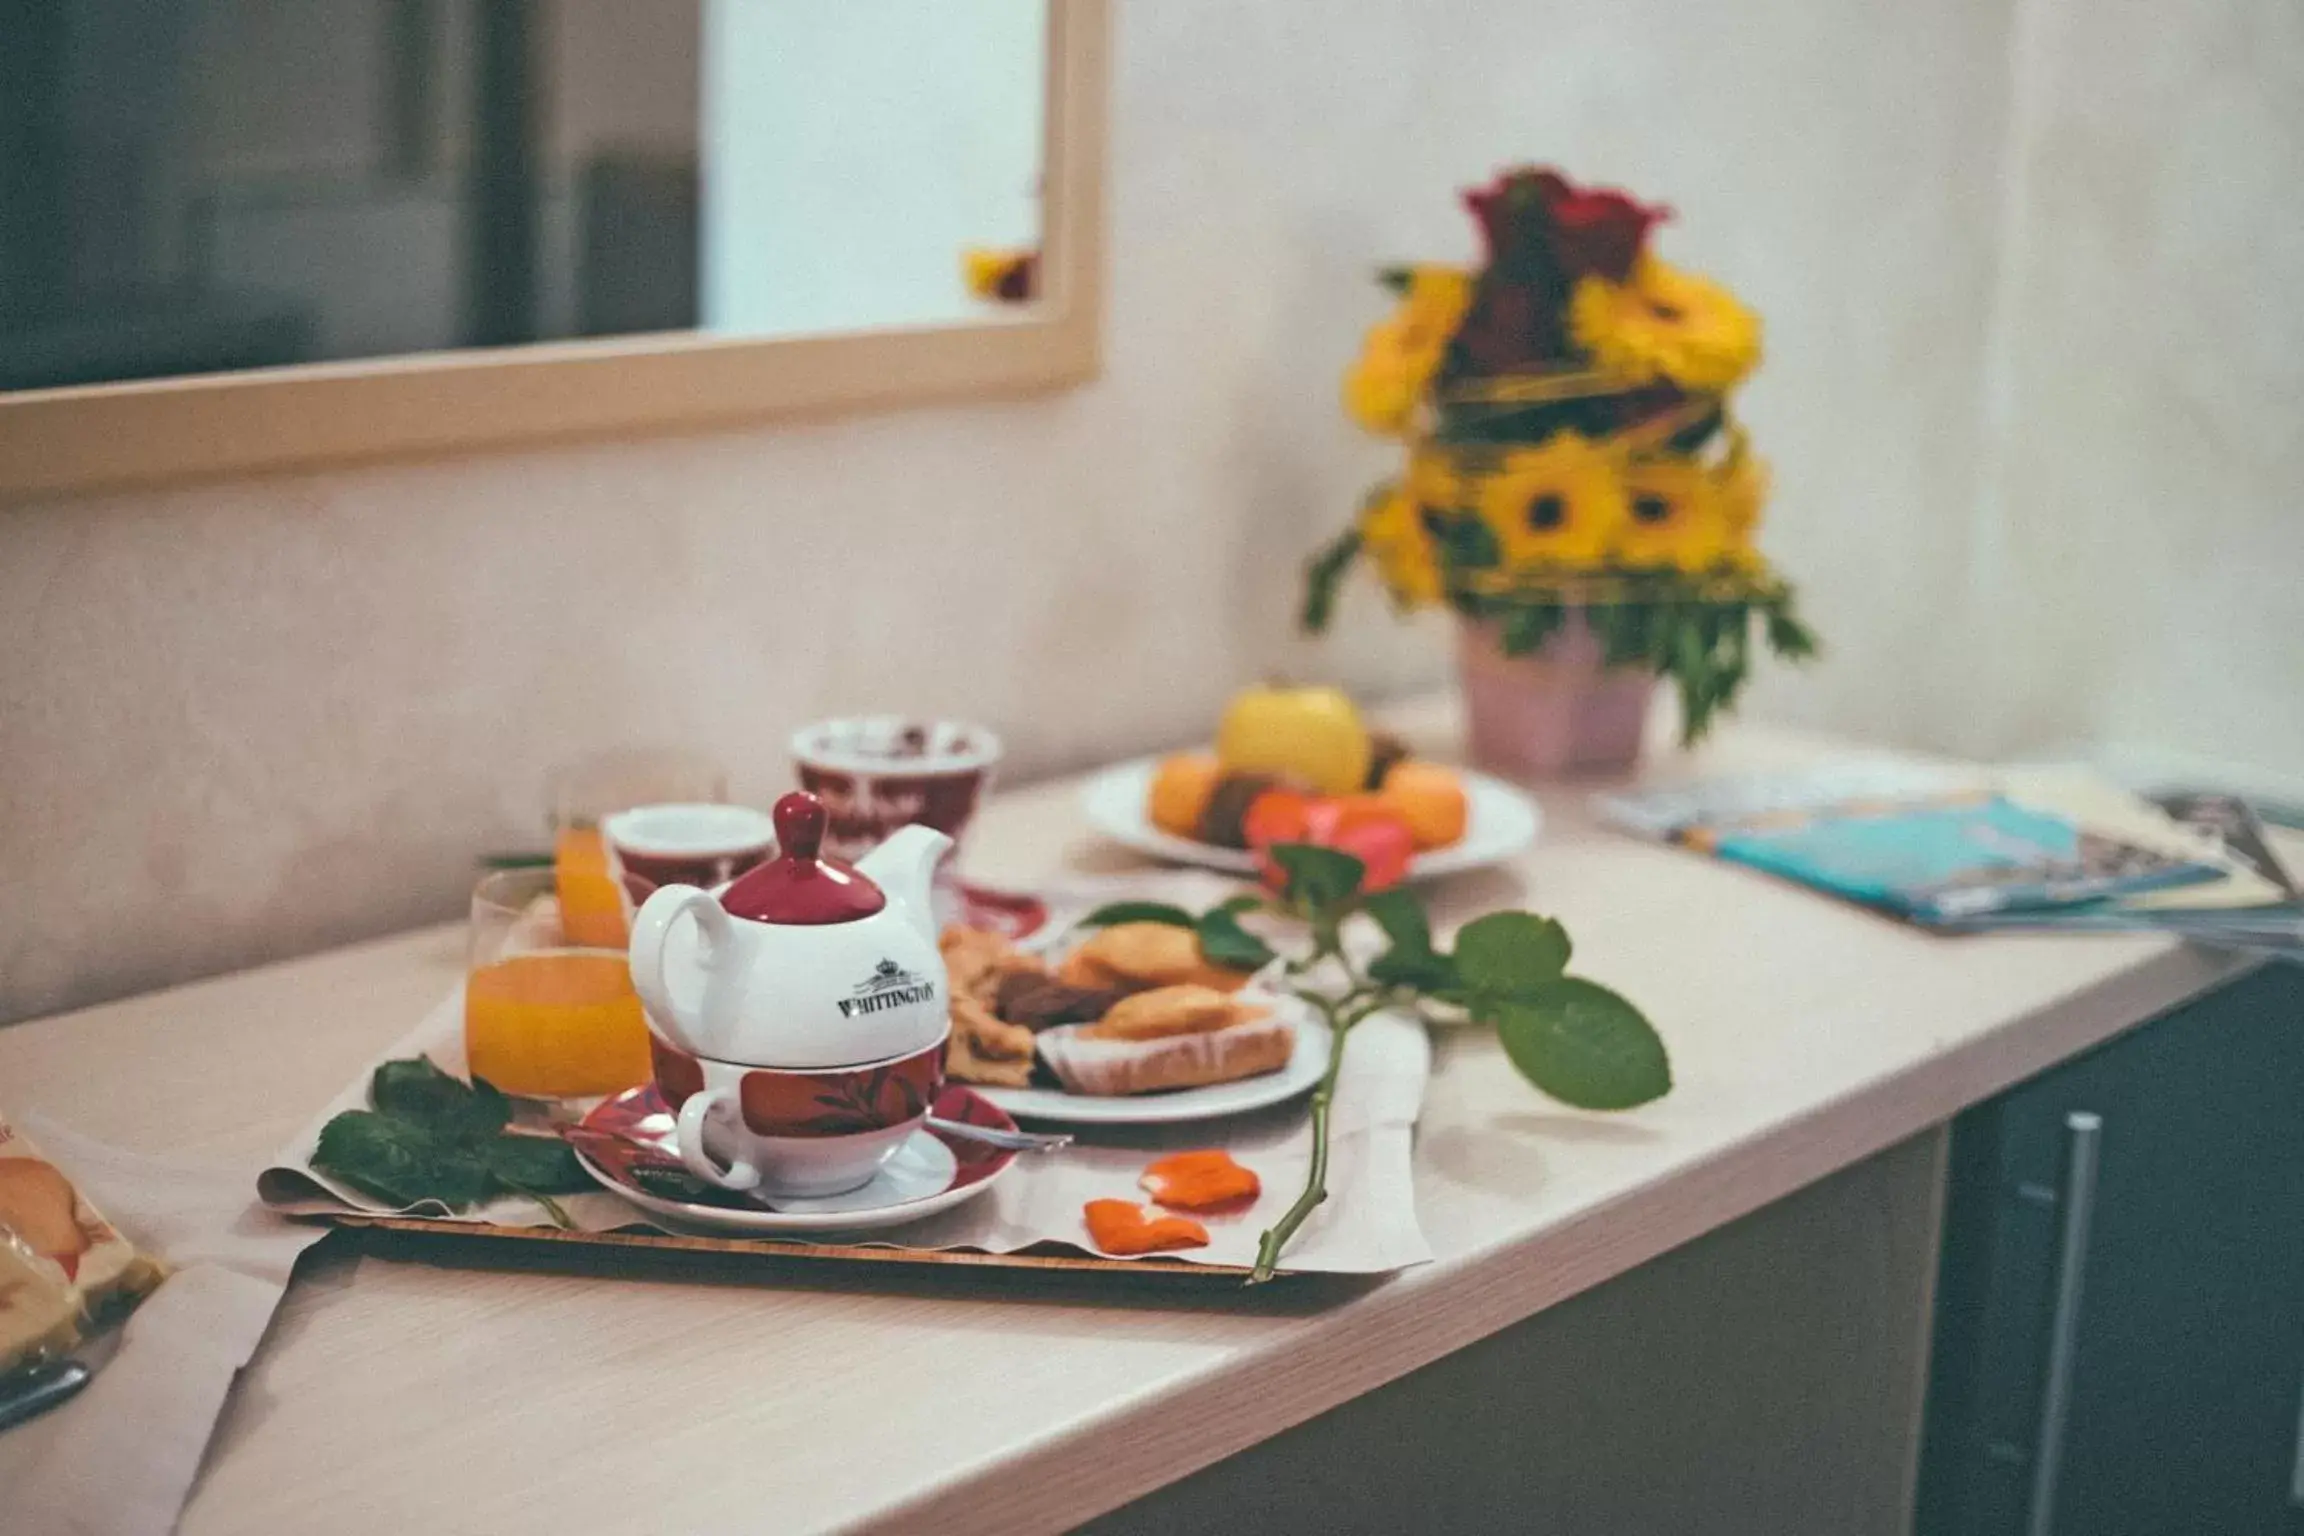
[1081,685,1541,886]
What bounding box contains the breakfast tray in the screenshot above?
[259,988,1433,1286]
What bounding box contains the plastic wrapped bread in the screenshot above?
[0,1116,164,1375]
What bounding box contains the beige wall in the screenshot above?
[1952,0,2304,783]
[6,0,2286,1023]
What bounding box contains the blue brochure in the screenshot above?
[1703,794,2224,923]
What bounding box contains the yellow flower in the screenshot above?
[963,247,1036,302]
[1617,457,1734,572]
[1343,267,1474,435]
[1569,257,1761,392]
[1474,433,1627,571]
[1357,482,1443,607]
[1712,444,1771,571]
[1403,442,1465,512]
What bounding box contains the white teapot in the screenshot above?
[627,791,951,1068]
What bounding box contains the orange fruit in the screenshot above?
[1377,761,1469,849]
[1147,753,1224,837]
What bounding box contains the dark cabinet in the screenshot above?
[1917,962,2304,1535]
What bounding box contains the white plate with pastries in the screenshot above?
[1080,755,1542,880]
[943,922,1333,1126]
[975,1002,1331,1126]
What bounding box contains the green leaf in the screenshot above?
[1361,887,1454,990]
[313,1111,494,1209]
[1079,900,1198,930]
[1300,526,1363,635]
[482,1133,593,1196]
[1359,887,1432,956]
[1368,946,1461,992]
[1435,510,1502,570]
[1215,894,1264,916]
[1764,605,1819,660]
[1270,843,1365,912]
[1491,979,1672,1110]
[1453,910,1572,997]
[369,1058,509,1144]
[1194,907,1279,972]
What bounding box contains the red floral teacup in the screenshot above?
[601,802,778,917]
[647,1033,946,1198]
[790,718,1002,858]
[791,718,1001,924]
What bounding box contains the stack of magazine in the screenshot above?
[1597,763,2303,956]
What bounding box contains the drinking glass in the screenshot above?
[463,868,652,1100]
[546,749,728,948]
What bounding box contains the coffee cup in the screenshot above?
[601,802,778,916]
[646,1033,945,1198]
[790,718,1002,924]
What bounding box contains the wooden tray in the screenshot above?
[329,1213,1264,1285]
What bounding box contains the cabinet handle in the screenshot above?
[2289,1361,2304,1507]
[2024,1110,2103,1536]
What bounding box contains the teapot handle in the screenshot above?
[629,886,736,1055]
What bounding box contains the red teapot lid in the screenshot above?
[717,793,887,925]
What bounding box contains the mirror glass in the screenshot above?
[0,0,1049,393]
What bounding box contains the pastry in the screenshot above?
[1038,983,1295,1096]
[939,924,1045,1005]
[1085,985,1264,1042]
[940,926,1054,1087]
[1041,1015,1295,1095]
[945,995,1037,1088]
[993,972,1128,1030]
[1060,923,1256,995]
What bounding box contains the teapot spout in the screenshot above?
[854,824,954,942]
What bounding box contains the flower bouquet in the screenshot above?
[1302,167,1818,773]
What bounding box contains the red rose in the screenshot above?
[1462,166,1670,285]
[1539,179,1670,283]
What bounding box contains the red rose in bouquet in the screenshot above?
[1452,167,1672,373]
[1535,172,1670,284]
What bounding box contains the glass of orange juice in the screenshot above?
[547,750,728,948]
[464,868,653,1100]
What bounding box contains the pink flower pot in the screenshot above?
[1456,616,1656,778]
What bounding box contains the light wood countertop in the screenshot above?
[0,702,2252,1535]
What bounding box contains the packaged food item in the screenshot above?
[0,1228,80,1379]
[0,1116,165,1374]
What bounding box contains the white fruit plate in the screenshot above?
[1080,756,1541,880]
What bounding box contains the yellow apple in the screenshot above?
[1215,685,1372,796]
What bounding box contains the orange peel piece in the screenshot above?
[1139,1150,1262,1211]
[1083,1199,1210,1256]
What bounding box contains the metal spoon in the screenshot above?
[569,1116,1071,1163]
[927,1117,1072,1153]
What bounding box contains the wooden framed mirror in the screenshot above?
[0,0,1108,499]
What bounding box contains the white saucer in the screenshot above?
[1081,755,1541,880]
[571,1086,1016,1235]
[977,1016,1331,1126]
